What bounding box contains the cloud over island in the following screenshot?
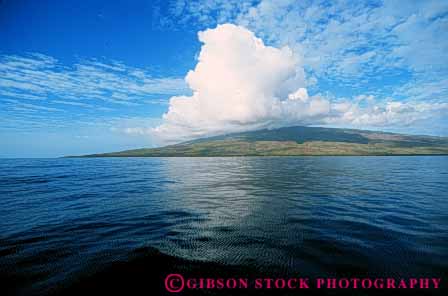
[152,24,447,143]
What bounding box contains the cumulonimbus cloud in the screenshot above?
[152,24,448,143]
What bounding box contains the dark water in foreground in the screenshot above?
[0,157,447,295]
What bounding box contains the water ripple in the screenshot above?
[0,157,447,294]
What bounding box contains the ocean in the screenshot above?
[0,157,447,295]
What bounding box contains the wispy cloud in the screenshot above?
[236,0,448,80]
[0,53,188,133]
[52,100,93,108]
[3,98,63,112]
[151,0,255,30]
[0,53,188,106]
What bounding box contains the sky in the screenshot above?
[1,0,447,157]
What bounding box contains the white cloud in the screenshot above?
[153,24,448,143]
[153,24,307,141]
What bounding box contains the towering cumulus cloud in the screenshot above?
[153,24,447,143]
[153,24,329,142]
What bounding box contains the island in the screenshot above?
[71,126,448,157]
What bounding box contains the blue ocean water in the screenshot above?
[0,157,447,294]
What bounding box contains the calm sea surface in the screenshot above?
[0,157,447,294]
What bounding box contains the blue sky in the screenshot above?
[1,0,447,157]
